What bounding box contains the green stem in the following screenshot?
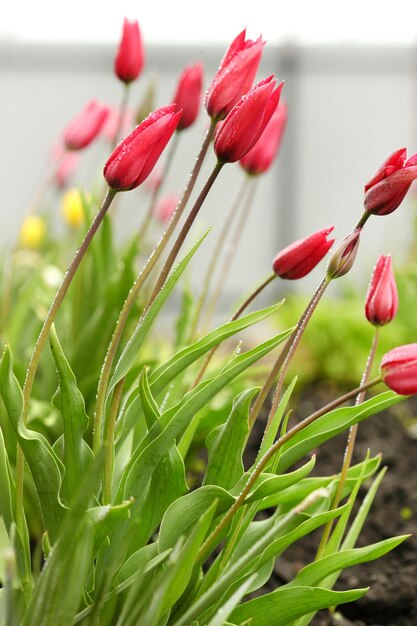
[191,273,276,390]
[249,276,330,430]
[145,161,224,312]
[203,176,258,330]
[92,120,217,453]
[316,326,380,558]
[103,378,125,504]
[196,375,382,566]
[112,83,130,150]
[137,132,180,244]
[355,211,371,229]
[16,188,117,529]
[189,176,250,339]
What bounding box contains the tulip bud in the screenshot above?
[114,18,144,84]
[61,188,85,228]
[272,227,335,280]
[63,101,109,151]
[364,148,417,216]
[52,146,80,189]
[381,344,417,395]
[365,255,398,326]
[214,76,284,164]
[172,63,204,130]
[154,194,179,223]
[327,229,361,279]
[103,105,181,192]
[240,102,288,175]
[205,30,264,120]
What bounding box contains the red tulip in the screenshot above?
[173,63,204,130]
[103,105,181,192]
[53,150,80,189]
[381,344,417,395]
[365,255,398,326]
[364,148,417,216]
[240,101,288,175]
[114,18,144,84]
[327,229,361,279]
[63,101,109,151]
[214,76,283,164]
[205,29,264,120]
[272,227,335,279]
[155,194,179,222]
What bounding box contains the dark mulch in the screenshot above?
[249,388,417,626]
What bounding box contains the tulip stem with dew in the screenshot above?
[15,188,117,530]
[137,132,180,244]
[316,326,381,559]
[203,176,259,331]
[189,176,251,339]
[196,375,383,566]
[103,378,125,504]
[145,161,224,312]
[112,83,130,150]
[93,120,217,454]
[248,276,330,430]
[190,272,277,390]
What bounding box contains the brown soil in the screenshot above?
[249,390,417,625]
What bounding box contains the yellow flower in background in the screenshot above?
[61,188,85,228]
[19,215,47,249]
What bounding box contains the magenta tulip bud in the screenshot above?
[114,18,145,84]
[103,105,181,192]
[327,229,361,279]
[214,76,283,164]
[365,255,398,326]
[239,101,288,175]
[381,344,417,395]
[63,101,109,151]
[154,194,179,223]
[205,29,264,120]
[364,148,417,216]
[173,63,204,130]
[272,227,335,280]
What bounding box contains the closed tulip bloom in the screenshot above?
[364,148,417,216]
[63,101,109,151]
[365,255,398,326]
[273,227,335,279]
[327,229,361,279]
[103,105,181,191]
[205,30,264,120]
[173,63,204,130]
[214,76,283,164]
[52,146,80,189]
[240,101,288,175]
[114,18,144,84]
[381,344,417,395]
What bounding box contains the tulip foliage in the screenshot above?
[0,20,417,626]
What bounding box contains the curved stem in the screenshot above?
[316,326,380,558]
[249,276,330,430]
[191,273,277,390]
[203,176,258,330]
[145,161,224,312]
[16,188,117,529]
[355,211,371,230]
[137,132,180,244]
[189,176,250,339]
[93,121,217,453]
[112,83,130,151]
[103,378,125,504]
[196,375,382,565]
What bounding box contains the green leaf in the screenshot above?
[229,586,368,626]
[204,388,258,489]
[256,376,297,464]
[276,391,402,473]
[107,230,210,403]
[49,325,92,503]
[0,345,65,542]
[159,486,235,553]
[205,575,257,626]
[242,456,316,504]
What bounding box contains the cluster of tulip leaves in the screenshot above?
[0,193,407,625]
